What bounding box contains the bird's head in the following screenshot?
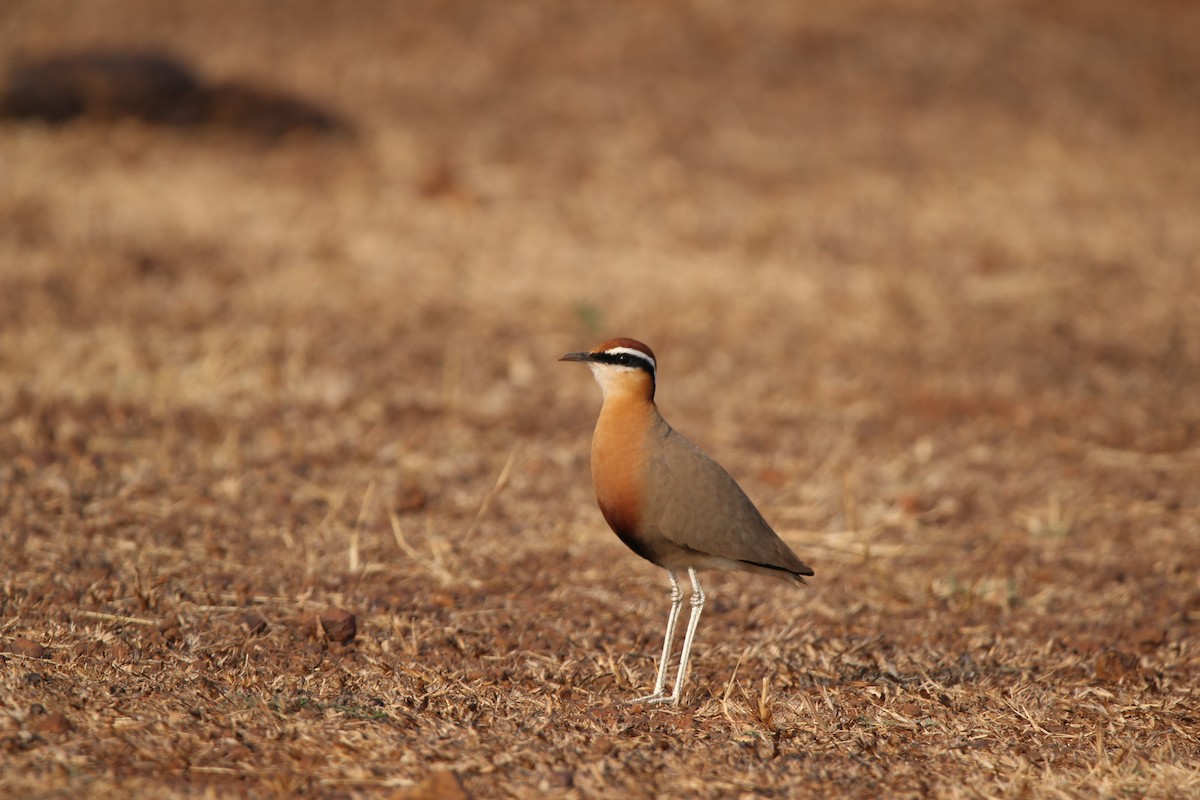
[560,337,657,401]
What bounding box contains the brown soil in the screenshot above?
[2,1,1199,797]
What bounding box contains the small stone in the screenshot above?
[545,770,574,789]
[3,637,46,659]
[397,770,470,800]
[155,619,182,644]
[394,480,428,512]
[589,736,615,758]
[897,493,927,515]
[233,611,269,635]
[30,711,72,735]
[1095,649,1140,683]
[319,608,356,644]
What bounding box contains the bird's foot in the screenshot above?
[629,692,678,706]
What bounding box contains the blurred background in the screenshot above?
[3,0,1199,442]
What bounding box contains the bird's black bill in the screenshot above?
[559,351,593,363]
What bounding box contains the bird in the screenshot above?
[560,337,813,705]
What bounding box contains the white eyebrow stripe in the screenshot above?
[603,347,656,372]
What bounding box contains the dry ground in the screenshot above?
[2,1,1200,797]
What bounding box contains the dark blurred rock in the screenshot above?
[1,51,199,123]
[319,608,357,644]
[1095,649,1140,683]
[201,81,349,139]
[2,637,47,659]
[29,710,72,736]
[1,49,354,140]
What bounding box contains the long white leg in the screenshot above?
[632,570,683,703]
[665,568,705,705]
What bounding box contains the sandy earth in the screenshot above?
[2,1,1199,797]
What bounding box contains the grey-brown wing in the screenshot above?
[642,427,811,576]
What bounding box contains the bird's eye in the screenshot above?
[617,354,630,364]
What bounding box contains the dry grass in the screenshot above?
[2,0,1199,797]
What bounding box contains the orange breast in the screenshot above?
[590,397,655,540]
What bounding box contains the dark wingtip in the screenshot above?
[739,558,814,584]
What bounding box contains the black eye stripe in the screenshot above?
[593,351,655,374]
